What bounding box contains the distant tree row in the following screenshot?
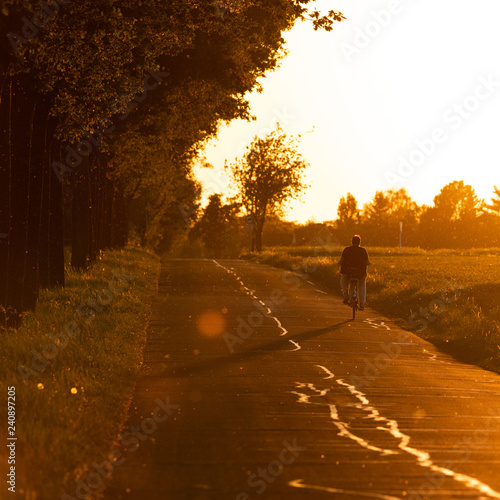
[188,180,500,256]
[336,181,500,248]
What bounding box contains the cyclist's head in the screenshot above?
[352,235,361,246]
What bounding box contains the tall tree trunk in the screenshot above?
[254,228,263,253]
[91,153,111,256]
[23,93,52,310]
[48,146,65,287]
[0,74,42,326]
[37,103,57,288]
[254,213,266,253]
[0,68,11,323]
[89,154,99,261]
[39,142,65,288]
[92,155,103,256]
[102,174,114,249]
[111,183,129,248]
[71,155,91,269]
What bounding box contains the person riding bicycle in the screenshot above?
[339,235,370,311]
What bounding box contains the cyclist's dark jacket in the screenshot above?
[339,245,369,277]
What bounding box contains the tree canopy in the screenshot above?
[0,0,346,324]
[333,182,499,249]
[227,124,309,251]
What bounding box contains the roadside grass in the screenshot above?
[241,247,500,373]
[0,246,160,499]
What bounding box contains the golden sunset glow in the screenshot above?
[199,0,500,222]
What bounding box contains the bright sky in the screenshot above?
[196,0,500,223]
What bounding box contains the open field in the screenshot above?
[241,246,500,373]
[0,247,160,499]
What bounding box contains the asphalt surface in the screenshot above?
[103,258,500,500]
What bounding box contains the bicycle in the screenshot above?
[346,268,361,320]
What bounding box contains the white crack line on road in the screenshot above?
[214,260,499,499]
[288,340,301,351]
[212,260,288,336]
[290,382,397,456]
[288,479,402,500]
[215,260,500,499]
[258,299,272,315]
[424,350,452,365]
[276,317,288,336]
[316,365,335,379]
[337,378,500,499]
[364,318,391,330]
[315,289,328,295]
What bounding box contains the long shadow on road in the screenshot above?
[160,320,351,378]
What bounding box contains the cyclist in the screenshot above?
[339,235,370,310]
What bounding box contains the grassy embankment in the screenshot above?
[241,246,500,373]
[0,246,160,499]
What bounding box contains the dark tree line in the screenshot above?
[0,0,345,326]
[189,181,500,255]
[336,182,500,248]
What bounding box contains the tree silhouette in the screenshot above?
[190,194,241,258]
[486,186,500,214]
[433,180,482,222]
[0,0,344,324]
[337,193,359,241]
[227,125,309,252]
[420,181,483,248]
[352,188,420,246]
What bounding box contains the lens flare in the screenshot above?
[196,310,226,338]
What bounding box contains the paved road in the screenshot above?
[104,258,500,500]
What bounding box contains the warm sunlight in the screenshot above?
[3,2,500,499]
[198,0,500,222]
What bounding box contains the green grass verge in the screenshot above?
[0,246,160,499]
[241,247,500,373]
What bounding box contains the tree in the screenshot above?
[190,194,241,258]
[336,193,359,242]
[419,181,483,248]
[360,188,420,246]
[433,180,482,222]
[337,193,359,222]
[227,124,309,252]
[385,188,420,246]
[0,0,345,324]
[486,186,500,214]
